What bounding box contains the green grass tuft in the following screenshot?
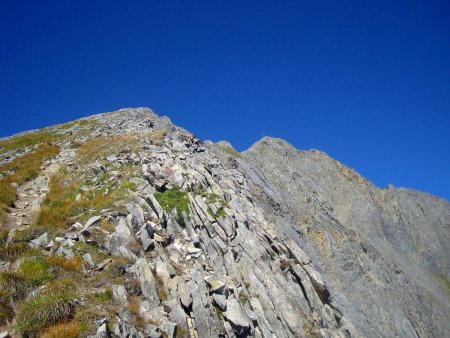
[0,132,59,155]
[154,186,189,227]
[0,229,8,246]
[16,289,74,337]
[0,242,30,261]
[0,271,31,302]
[19,256,52,286]
[0,290,14,325]
[94,289,113,302]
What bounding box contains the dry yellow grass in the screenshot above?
[48,255,82,272]
[34,168,121,235]
[150,130,167,145]
[75,132,147,162]
[40,321,80,338]
[0,143,60,222]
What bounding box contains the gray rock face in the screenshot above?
[241,136,450,338]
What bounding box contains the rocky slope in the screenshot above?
[0,107,448,338]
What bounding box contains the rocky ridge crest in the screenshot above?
[0,107,448,338]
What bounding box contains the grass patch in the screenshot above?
[239,291,249,304]
[40,320,80,338]
[155,275,168,301]
[280,259,292,271]
[202,193,227,219]
[215,206,226,217]
[207,205,227,219]
[34,164,136,237]
[19,256,52,286]
[0,242,30,261]
[150,130,167,146]
[0,271,31,302]
[0,143,60,222]
[12,226,46,243]
[0,228,9,245]
[16,288,74,337]
[0,132,59,155]
[73,241,108,265]
[75,133,144,163]
[29,135,140,237]
[94,288,113,302]
[223,146,242,158]
[213,303,224,318]
[176,325,186,337]
[0,290,14,325]
[154,187,189,227]
[59,118,96,131]
[48,255,82,272]
[17,254,82,288]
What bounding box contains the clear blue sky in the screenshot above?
[1,1,449,200]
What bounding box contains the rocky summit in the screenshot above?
[0,107,448,338]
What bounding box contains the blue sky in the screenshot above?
[1,1,449,200]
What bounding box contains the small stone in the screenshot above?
[69,222,83,231]
[45,240,54,251]
[30,232,48,249]
[107,155,118,162]
[205,277,228,296]
[83,253,95,267]
[65,233,79,241]
[81,216,101,235]
[138,224,155,251]
[0,331,11,338]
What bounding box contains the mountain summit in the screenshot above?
[0,107,448,337]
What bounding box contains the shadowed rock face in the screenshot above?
[1,108,448,338]
[240,136,450,338]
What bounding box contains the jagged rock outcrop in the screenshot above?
[0,107,448,338]
[240,137,450,338]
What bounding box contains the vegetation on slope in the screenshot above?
[0,143,60,222]
[0,132,59,155]
[154,186,189,226]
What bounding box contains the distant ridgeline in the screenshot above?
[0,107,448,338]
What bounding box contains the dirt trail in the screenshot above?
[3,148,75,241]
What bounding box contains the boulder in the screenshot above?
[212,293,227,311]
[95,323,111,338]
[223,298,253,336]
[29,232,48,249]
[137,223,155,251]
[112,285,128,305]
[126,202,145,229]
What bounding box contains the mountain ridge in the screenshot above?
[0,107,448,338]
